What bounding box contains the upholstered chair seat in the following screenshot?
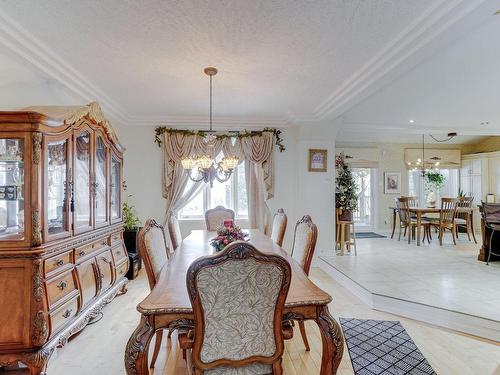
[288,215,318,352]
[270,209,287,247]
[168,211,183,250]
[138,219,172,368]
[205,206,235,231]
[186,241,291,374]
[204,363,272,375]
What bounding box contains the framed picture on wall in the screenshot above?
[308,149,328,172]
[384,172,401,194]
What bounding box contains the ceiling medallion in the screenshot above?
[181,67,239,187]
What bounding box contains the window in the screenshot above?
[408,169,459,206]
[179,161,248,219]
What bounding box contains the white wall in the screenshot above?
[114,121,337,255]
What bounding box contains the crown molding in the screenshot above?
[313,0,488,121]
[0,8,129,125]
[341,122,500,136]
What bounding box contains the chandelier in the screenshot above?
[407,134,441,175]
[181,67,239,187]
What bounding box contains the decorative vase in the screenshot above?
[426,192,436,208]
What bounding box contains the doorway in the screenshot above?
[352,167,377,231]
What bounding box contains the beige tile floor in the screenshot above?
[44,266,500,375]
[322,234,500,321]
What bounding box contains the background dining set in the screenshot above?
[391,196,476,246]
[126,205,341,375]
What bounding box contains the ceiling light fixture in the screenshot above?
[181,67,239,187]
[407,134,441,175]
[409,119,415,124]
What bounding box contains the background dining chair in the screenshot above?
[184,241,292,375]
[204,205,235,231]
[455,196,476,243]
[270,208,287,247]
[396,197,432,244]
[431,197,458,245]
[167,211,183,250]
[137,219,171,368]
[290,215,318,351]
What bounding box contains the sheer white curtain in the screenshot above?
[161,131,275,232]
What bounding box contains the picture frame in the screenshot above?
[384,172,401,194]
[308,149,328,172]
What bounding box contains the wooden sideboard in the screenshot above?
[0,103,128,374]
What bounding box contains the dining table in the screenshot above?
[389,206,474,246]
[124,229,344,375]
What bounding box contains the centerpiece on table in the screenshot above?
[210,220,249,252]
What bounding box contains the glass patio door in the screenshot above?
[352,167,376,231]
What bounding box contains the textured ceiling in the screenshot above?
[0,0,437,124]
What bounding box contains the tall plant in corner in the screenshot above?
[335,153,358,221]
[122,182,141,255]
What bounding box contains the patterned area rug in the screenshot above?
[340,318,436,375]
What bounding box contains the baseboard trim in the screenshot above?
[318,256,500,342]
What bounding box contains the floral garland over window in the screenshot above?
[154,126,285,152]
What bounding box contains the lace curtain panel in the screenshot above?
[161,131,275,232]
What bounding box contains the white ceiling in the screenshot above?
[0,0,499,136]
[339,4,500,141]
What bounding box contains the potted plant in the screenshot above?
[335,153,358,221]
[423,171,445,208]
[122,197,141,254]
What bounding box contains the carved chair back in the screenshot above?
[439,198,458,226]
[456,196,474,220]
[270,208,287,247]
[138,219,170,290]
[204,206,235,231]
[396,197,412,225]
[167,211,183,250]
[186,241,291,373]
[291,215,318,276]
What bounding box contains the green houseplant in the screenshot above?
[423,171,445,208]
[335,153,358,220]
[122,195,141,255]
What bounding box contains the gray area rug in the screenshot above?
[355,232,387,239]
[340,318,436,375]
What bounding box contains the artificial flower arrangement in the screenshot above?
[210,221,249,252]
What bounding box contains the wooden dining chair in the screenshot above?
[455,196,477,243]
[167,211,183,250]
[290,215,318,351]
[396,197,432,244]
[270,208,287,247]
[204,206,235,231]
[431,198,458,245]
[184,241,292,375]
[137,219,171,368]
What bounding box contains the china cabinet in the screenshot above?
[0,103,128,374]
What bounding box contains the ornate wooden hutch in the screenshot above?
[0,102,128,374]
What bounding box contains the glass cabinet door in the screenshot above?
[46,138,70,239]
[74,130,92,233]
[110,155,121,221]
[0,138,25,241]
[94,135,108,226]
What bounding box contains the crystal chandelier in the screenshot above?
[181,67,239,187]
[407,134,440,175]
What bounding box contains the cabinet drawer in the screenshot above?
[46,270,77,307]
[45,250,73,276]
[75,238,108,261]
[115,259,129,279]
[111,244,127,264]
[110,231,122,246]
[49,296,78,337]
[96,250,114,292]
[76,258,98,308]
